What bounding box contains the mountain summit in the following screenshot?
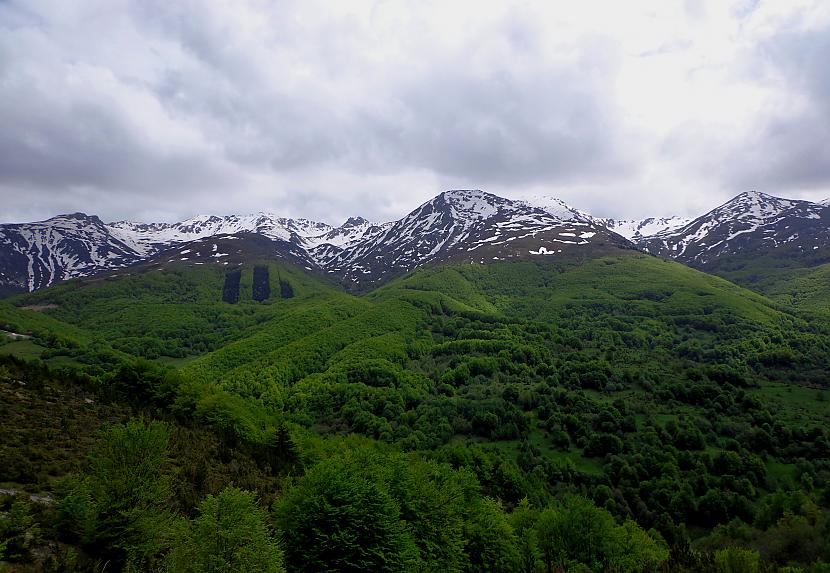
[638,191,830,265]
[324,189,624,285]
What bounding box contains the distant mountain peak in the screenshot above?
[63,211,95,219]
[440,188,486,198]
[341,216,369,228]
[736,189,770,199]
[326,190,624,287]
[637,190,829,264]
[437,189,506,219]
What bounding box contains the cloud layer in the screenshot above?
[1,0,829,224]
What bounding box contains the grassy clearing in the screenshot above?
[749,383,830,423]
[0,339,46,359]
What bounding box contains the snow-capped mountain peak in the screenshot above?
[517,194,688,241]
[108,211,391,270]
[638,191,830,264]
[341,216,370,228]
[439,189,503,220]
[325,189,623,286]
[108,213,338,256]
[0,213,144,292]
[0,191,637,293]
[302,216,387,252]
[7,188,827,295]
[712,191,820,225]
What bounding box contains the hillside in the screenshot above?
[1,256,346,361]
[1,252,829,571]
[10,189,830,312]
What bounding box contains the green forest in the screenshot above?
[1,254,829,572]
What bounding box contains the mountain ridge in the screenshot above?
[3,188,830,294]
[0,190,628,293]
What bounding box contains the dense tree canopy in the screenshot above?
[2,256,830,571]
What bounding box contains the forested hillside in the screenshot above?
[1,254,829,572]
[696,250,830,318]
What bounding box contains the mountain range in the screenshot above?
[2,189,829,295]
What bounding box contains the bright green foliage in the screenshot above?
[166,487,284,573]
[55,475,97,543]
[610,521,670,573]
[272,446,493,573]
[463,497,522,573]
[699,247,830,316]
[714,547,760,573]
[2,255,830,571]
[0,299,91,347]
[510,498,542,573]
[2,261,344,361]
[379,455,471,572]
[274,454,416,572]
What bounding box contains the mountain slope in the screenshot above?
[0,212,392,295]
[744,261,830,315]
[0,213,145,293]
[108,213,392,256]
[640,191,830,265]
[327,189,630,287]
[0,190,637,295]
[0,256,350,360]
[6,188,830,298]
[2,251,829,567]
[108,213,330,256]
[515,193,592,222]
[626,191,830,313]
[516,194,692,241]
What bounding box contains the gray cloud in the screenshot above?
[389,49,634,184]
[0,1,829,225]
[725,23,830,191]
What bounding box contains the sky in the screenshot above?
[1,0,829,225]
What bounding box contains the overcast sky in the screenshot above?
[1,0,829,225]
